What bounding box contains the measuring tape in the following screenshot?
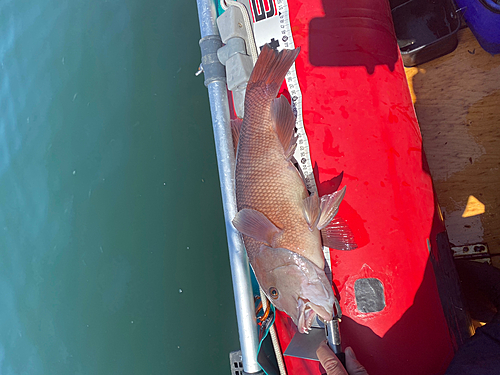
[236,0,333,278]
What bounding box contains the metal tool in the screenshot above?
[284,296,346,368]
[325,298,346,368]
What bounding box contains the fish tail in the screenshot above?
[246,45,300,98]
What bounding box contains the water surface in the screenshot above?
[0,0,238,373]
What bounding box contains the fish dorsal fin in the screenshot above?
[317,186,346,230]
[233,208,282,246]
[231,117,243,156]
[271,95,298,160]
[321,216,358,251]
[302,193,321,231]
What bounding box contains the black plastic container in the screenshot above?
[392,0,461,66]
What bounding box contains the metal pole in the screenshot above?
[196,0,262,373]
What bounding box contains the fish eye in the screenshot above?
[269,287,279,299]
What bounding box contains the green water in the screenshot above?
[0,0,238,373]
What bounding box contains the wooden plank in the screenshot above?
[405,28,500,267]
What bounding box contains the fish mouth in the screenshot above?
[297,298,333,334]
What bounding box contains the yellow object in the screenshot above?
[462,195,485,217]
[404,67,418,104]
[404,67,426,104]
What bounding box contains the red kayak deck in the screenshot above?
[271,0,470,374]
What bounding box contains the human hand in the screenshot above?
[316,341,368,375]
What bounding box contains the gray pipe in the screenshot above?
[196,0,262,373]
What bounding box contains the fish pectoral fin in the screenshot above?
[271,95,298,161]
[317,186,346,230]
[231,117,242,156]
[302,193,321,231]
[233,209,282,246]
[321,216,358,251]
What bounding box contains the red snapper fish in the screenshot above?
[233,45,354,333]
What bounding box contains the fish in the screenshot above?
[232,45,355,333]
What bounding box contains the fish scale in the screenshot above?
[235,48,326,276]
[236,118,322,266]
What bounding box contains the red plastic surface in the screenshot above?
[273,0,457,374]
